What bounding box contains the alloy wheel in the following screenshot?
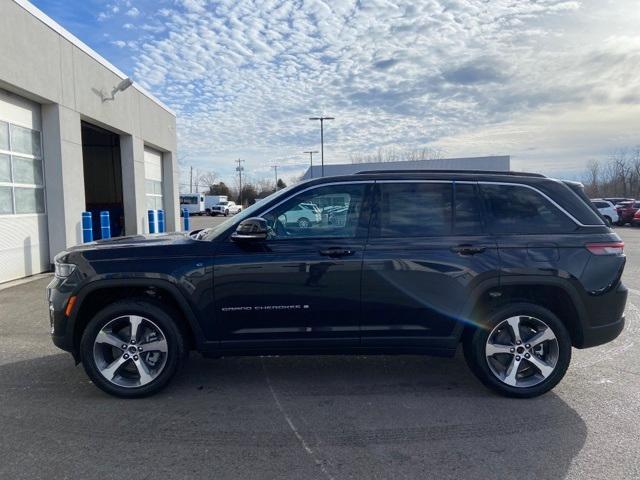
[93,315,169,388]
[485,315,559,388]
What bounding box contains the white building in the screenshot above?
[0,0,178,283]
[301,155,511,180]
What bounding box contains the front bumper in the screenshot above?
[47,277,76,353]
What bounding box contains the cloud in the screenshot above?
[96,0,640,182]
[126,7,140,17]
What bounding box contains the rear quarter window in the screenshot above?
[481,184,577,234]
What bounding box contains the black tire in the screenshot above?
[297,217,310,228]
[604,216,612,226]
[224,210,229,216]
[80,298,186,398]
[463,303,571,398]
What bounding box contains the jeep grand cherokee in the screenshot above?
[48,170,627,398]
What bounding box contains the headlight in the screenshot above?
[55,262,76,278]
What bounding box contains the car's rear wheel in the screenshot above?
[463,303,571,398]
[80,299,186,398]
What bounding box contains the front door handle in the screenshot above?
[319,247,354,258]
[451,245,486,255]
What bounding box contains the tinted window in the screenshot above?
[454,183,483,234]
[482,184,576,234]
[263,183,367,239]
[373,182,452,237]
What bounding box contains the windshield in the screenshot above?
[198,184,297,241]
[180,196,198,205]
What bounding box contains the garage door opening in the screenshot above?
[81,122,124,237]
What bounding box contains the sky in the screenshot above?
[32,0,640,187]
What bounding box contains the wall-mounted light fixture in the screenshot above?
[96,77,134,102]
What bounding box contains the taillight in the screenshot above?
[586,242,624,255]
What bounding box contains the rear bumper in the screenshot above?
[576,282,627,348]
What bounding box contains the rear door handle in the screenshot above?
[451,245,486,255]
[319,247,354,258]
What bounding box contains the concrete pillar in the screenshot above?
[120,134,146,235]
[162,150,180,231]
[41,104,85,261]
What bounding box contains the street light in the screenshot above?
[303,150,319,179]
[309,117,334,177]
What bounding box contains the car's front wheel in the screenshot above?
[297,217,310,228]
[464,303,571,398]
[80,299,186,398]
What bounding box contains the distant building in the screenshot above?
[301,155,511,180]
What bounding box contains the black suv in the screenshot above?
[48,171,627,398]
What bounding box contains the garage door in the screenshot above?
[144,147,163,211]
[0,89,49,283]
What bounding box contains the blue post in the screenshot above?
[157,209,165,233]
[82,212,93,243]
[148,209,156,234]
[183,208,190,231]
[100,211,111,240]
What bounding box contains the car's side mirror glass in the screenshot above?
[231,217,269,241]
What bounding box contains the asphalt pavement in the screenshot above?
[1,222,639,479]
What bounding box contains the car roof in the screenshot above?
[303,169,550,185]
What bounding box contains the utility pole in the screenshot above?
[272,165,279,190]
[303,151,319,179]
[235,158,245,206]
[189,166,193,193]
[309,117,334,177]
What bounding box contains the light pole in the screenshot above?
[272,165,279,190]
[303,150,319,179]
[309,117,334,177]
[235,158,244,206]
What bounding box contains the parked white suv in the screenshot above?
[591,199,619,226]
[281,203,322,228]
[211,201,242,216]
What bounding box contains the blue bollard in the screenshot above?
[82,212,93,243]
[100,211,111,240]
[183,208,190,231]
[148,209,156,234]
[157,209,165,233]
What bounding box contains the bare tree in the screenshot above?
[350,147,443,164]
[582,146,640,199]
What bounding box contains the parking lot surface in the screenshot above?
[1,223,640,479]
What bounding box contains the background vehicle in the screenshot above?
[591,199,619,225]
[280,202,322,227]
[603,197,633,206]
[48,171,626,399]
[211,200,242,216]
[616,200,640,225]
[633,209,640,227]
[179,193,205,215]
[204,195,227,215]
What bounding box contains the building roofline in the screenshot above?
[13,0,176,117]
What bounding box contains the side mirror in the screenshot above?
[232,217,268,241]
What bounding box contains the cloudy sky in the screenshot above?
[33,0,640,185]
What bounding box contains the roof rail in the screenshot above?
[353,169,546,178]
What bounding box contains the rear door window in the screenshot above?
[481,184,577,234]
[372,182,452,237]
